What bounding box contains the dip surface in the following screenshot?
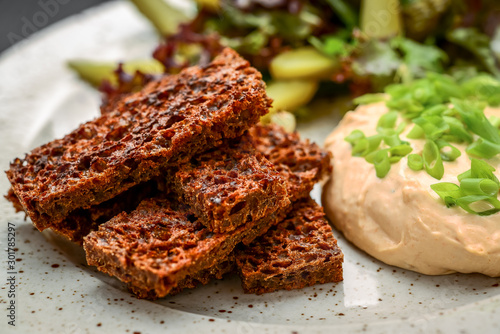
[322,102,500,276]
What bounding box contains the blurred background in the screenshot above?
[0,0,111,54]
[2,0,500,130]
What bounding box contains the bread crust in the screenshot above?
[235,197,343,294]
[83,124,334,298]
[83,198,287,298]
[6,48,271,232]
[170,130,289,233]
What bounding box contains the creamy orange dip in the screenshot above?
[322,102,500,276]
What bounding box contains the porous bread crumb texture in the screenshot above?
[5,188,24,214]
[128,257,235,299]
[82,123,335,299]
[6,48,271,232]
[235,197,343,295]
[5,123,329,246]
[55,182,156,244]
[248,124,332,202]
[171,130,290,233]
[83,197,286,299]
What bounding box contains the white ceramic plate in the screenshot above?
[1,2,500,333]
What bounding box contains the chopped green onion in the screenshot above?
[377,128,396,137]
[462,75,500,106]
[406,124,425,139]
[452,98,500,144]
[460,178,499,197]
[421,104,449,117]
[346,72,500,217]
[364,150,378,164]
[442,116,473,143]
[457,169,471,182]
[383,133,402,147]
[395,121,407,134]
[345,129,365,144]
[456,195,500,216]
[423,140,444,180]
[489,116,500,128]
[352,138,368,156]
[432,173,500,215]
[373,150,391,178]
[408,154,423,171]
[377,111,398,129]
[430,182,462,207]
[433,78,463,101]
[386,97,424,115]
[353,93,386,105]
[412,115,449,140]
[466,138,500,159]
[435,139,461,161]
[469,159,500,185]
[389,156,403,163]
[389,144,413,157]
[352,134,383,157]
[412,85,434,104]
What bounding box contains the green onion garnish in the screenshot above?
[442,116,473,143]
[457,159,499,184]
[452,98,500,145]
[432,160,500,215]
[464,158,500,185]
[406,124,425,139]
[435,139,461,161]
[489,116,500,128]
[423,140,444,180]
[460,178,499,197]
[421,104,449,117]
[456,195,500,216]
[466,138,500,159]
[345,129,365,144]
[430,182,462,207]
[347,73,500,215]
[412,115,449,140]
[377,111,398,129]
[353,93,386,105]
[383,133,402,147]
[408,154,423,171]
[373,150,391,178]
[389,144,413,157]
[461,75,500,107]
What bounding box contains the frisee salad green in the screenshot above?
[346,72,500,215]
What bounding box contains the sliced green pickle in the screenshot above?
[269,47,339,80]
[130,0,191,36]
[68,59,164,87]
[266,80,319,112]
[268,111,297,133]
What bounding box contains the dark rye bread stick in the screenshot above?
[6,127,290,242]
[127,258,236,299]
[5,48,271,233]
[84,198,288,299]
[235,197,343,295]
[248,124,331,202]
[168,130,290,233]
[6,123,326,242]
[6,182,157,244]
[83,125,332,299]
